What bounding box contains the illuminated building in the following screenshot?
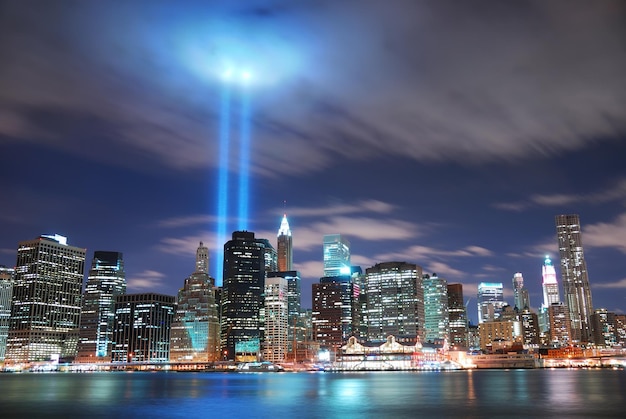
[312,275,359,355]
[263,276,288,362]
[422,273,449,343]
[323,234,350,277]
[170,242,220,362]
[556,214,594,343]
[76,251,126,363]
[519,308,539,346]
[539,256,561,333]
[478,320,520,351]
[364,262,424,343]
[0,265,14,361]
[447,283,469,349]
[6,234,85,363]
[221,231,266,361]
[614,315,626,346]
[267,270,302,355]
[277,214,293,271]
[590,308,616,347]
[512,272,530,311]
[548,302,571,346]
[477,282,505,324]
[258,238,278,273]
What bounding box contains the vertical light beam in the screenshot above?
[237,85,251,231]
[215,83,231,287]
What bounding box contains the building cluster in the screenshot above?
[0,214,624,367]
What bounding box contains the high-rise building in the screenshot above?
[0,265,15,361]
[590,308,617,347]
[323,234,350,277]
[76,251,126,363]
[556,214,594,343]
[258,238,278,273]
[221,231,266,361]
[477,282,505,324]
[512,272,530,311]
[312,275,359,354]
[447,283,469,349]
[519,308,539,346]
[170,242,220,363]
[422,273,449,343]
[542,256,560,306]
[277,214,293,272]
[548,302,571,347]
[263,276,289,362]
[111,293,176,363]
[364,262,424,343]
[267,270,302,355]
[6,234,85,363]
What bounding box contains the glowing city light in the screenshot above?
[237,84,251,231]
[215,79,232,286]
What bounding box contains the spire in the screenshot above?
[277,214,291,237]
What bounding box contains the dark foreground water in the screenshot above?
[1,369,625,418]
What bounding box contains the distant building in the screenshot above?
[267,270,302,356]
[519,308,540,346]
[477,282,505,324]
[556,214,594,343]
[76,251,126,363]
[590,308,616,347]
[323,234,350,277]
[277,214,293,272]
[6,235,85,363]
[258,238,278,273]
[422,273,449,343]
[111,293,176,363]
[170,242,220,363]
[263,276,289,362]
[221,231,266,361]
[512,272,530,311]
[539,256,561,334]
[478,321,520,352]
[364,262,424,344]
[548,302,571,347]
[0,265,15,361]
[447,283,469,350]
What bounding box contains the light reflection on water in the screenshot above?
[1,369,625,418]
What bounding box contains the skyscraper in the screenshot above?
[221,231,266,361]
[512,272,530,311]
[277,214,293,272]
[422,273,449,343]
[170,242,220,363]
[323,234,350,277]
[76,251,126,362]
[111,293,176,363]
[364,262,424,343]
[267,270,302,355]
[548,302,571,346]
[556,214,594,343]
[0,265,14,361]
[6,234,85,363]
[263,276,289,362]
[477,282,505,324]
[447,283,469,349]
[542,256,561,307]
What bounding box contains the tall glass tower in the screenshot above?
[323,234,350,277]
[447,283,469,349]
[422,273,449,343]
[76,251,126,362]
[556,214,594,343]
[477,282,505,324]
[277,214,293,272]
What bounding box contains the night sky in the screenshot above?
[1,1,625,323]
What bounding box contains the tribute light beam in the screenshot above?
[237,71,252,231]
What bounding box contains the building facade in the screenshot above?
[323,234,351,277]
[477,282,505,324]
[76,251,126,363]
[267,270,302,356]
[556,214,594,343]
[548,302,571,347]
[364,262,424,344]
[447,283,469,350]
[277,214,293,272]
[422,273,449,343]
[0,266,14,361]
[512,272,530,311]
[263,276,289,362]
[6,235,85,363]
[111,293,176,363]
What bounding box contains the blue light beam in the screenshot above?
[237,85,251,231]
[215,82,231,287]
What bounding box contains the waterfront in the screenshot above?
[1,369,625,418]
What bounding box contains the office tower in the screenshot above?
[267,270,302,355]
[542,256,560,306]
[590,309,616,347]
[614,315,626,347]
[256,238,277,273]
[519,308,539,346]
[221,231,266,361]
[447,283,469,349]
[312,275,359,354]
[6,234,85,363]
[512,272,530,311]
[556,214,594,343]
[477,282,505,324]
[0,266,14,361]
[422,273,449,343]
[548,302,571,346]
[277,214,293,271]
[76,251,126,362]
[364,262,424,343]
[111,293,176,362]
[323,234,350,277]
[478,321,518,351]
[263,276,288,362]
[170,242,220,363]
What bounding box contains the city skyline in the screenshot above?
[1,1,626,325]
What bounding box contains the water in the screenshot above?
[1,369,625,418]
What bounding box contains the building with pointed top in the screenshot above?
[277,214,293,272]
[512,272,530,311]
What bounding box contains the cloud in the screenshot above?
[584,213,626,253]
[593,278,626,289]
[127,269,167,291]
[156,233,215,256]
[423,261,465,279]
[283,200,395,217]
[1,1,624,176]
[375,244,492,262]
[157,215,217,228]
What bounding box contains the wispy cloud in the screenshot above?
[375,244,492,262]
[156,233,215,256]
[127,269,167,291]
[283,200,395,217]
[157,215,217,229]
[593,278,626,289]
[584,213,626,253]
